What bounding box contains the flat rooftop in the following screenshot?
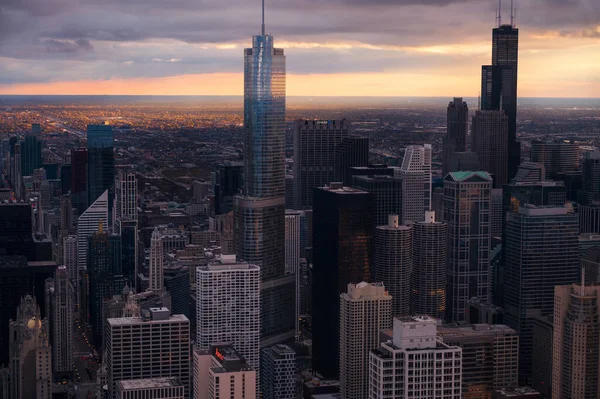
[118,377,182,390]
[107,313,188,326]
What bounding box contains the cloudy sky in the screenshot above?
[0,0,598,97]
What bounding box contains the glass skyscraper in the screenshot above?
[87,124,115,208]
[235,22,295,345]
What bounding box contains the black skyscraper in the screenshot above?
[334,137,369,184]
[481,21,520,179]
[312,183,372,378]
[87,124,115,208]
[443,98,469,176]
[214,161,243,215]
[0,203,34,259]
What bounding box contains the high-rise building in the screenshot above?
[579,150,600,205]
[553,282,600,399]
[119,219,138,289]
[70,148,88,215]
[105,308,190,399]
[346,164,394,187]
[63,234,78,283]
[76,190,108,274]
[373,215,412,316]
[334,137,369,184]
[481,21,520,179]
[116,378,185,399]
[472,110,509,188]
[293,119,349,209]
[353,175,403,228]
[60,163,72,195]
[214,161,243,215]
[411,211,448,319]
[491,188,503,238]
[530,140,580,180]
[21,133,42,177]
[512,162,545,183]
[438,324,519,399]
[284,210,301,275]
[504,205,579,383]
[234,17,295,346]
[261,344,296,399]
[398,144,432,224]
[45,266,73,376]
[443,98,469,176]
[114,171,137,228]
[196,255,260,381]
[8,295,52,399]
[149,227,164,292]
[445,171,492,323]
[87,124,115,208]
[369,316,463,399]
[340,282,392,399]
[0,202,34,258]
[312,184,372,378]
[531,314,554,398]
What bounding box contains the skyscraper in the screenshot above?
[116,378,185,399]
[114,171,137,228]
[149,227,164,292]
[76,190,108,276]
[293,119,349,209]
[373,215,412,316]
[443,98,469,176]
[334,137,370,184]
[445,171,492,323]
[261,344,296,399]
[552,282,600,399]
[340,282,392,399]
[70,148,88,215]
[21,133,42,177]
[119,219,138,289]
[44,266,73,376]
[312,183,372,378]
[0,202,34,258]
[87,124,115,209]
[481,19,520,179]
[512,162,545,183]
[398,144,432,224]
[284,210,301,275]
[578,150,600,205]
[530,140,580,180]
[472,110,509,188]
[352,175,403,228]
[195,255,260,382]
[213,161,243,215]
[411,211,448,319]
[504,205,579,383]
[63,235,78,282]
[234,10,295,346]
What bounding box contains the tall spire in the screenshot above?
[497,0,502,27]
[510,0,516,27]
[261,0,265,35]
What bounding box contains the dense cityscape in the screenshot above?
[0,1,600,399]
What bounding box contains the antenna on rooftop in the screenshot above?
[510,0,514,26]
[261,0,265,35]
[497,0,502,27]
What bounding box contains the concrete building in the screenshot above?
[195,255,260,383]
[438,324,519,399]
[44,266,73,376]
[149,227,164,291]
[369,316,462,399]
[114,171,137,229]
[552,282,600,399]
[261,344,296,399]
[445,172,492,323]
[340,282,392,399]
[63,235,78,283]
[105,308,190,398]
[472,110,509,188]
[397,144,432,224]
[285,210,301,275]
[373,215,412,316]
[116,378,185,399]
[411,211,448,319]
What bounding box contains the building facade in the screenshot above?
[260,344,296,399]
[443,98,469,176]
[116,378,185,399]
[352,175,403,228]
[87,124,115,207]
[397,144,432,224]
[45,266,73,376]
[472,110,509,188]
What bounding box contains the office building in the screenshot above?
[504,205,579,383]
[340,282,392,399]
[0,202,34,258]
[411,211,448,319]
[553,282,600,399]
[285,210,301,275]
[346,164,394,186]
[438,324,519,399]
[312,184,372,378]
[119,219,139,288]
[443,98,469,176]
[480,20,520,179]
[579,203,600,234]
[21,133,42,177]
[116,378,185,399]
[530,141,579,180]
[196,255,260,380]
[105,308,190,399]
[293,119,349,209]
[87,124,115,206]
[472,110,509,187]
[8,295,52,399]
[164,266,190,318]
[492,388,542,399]
[369,316,462,399]
[398,144,432,224]
[60,163,72,195]
[512,162,545,183]
[114,171,137,227]
[353,175,402,228]
[445,172,492,323]
[531,315,553,398]
[45,266,73,376]
[373,215,412,316]
[578,151,600,205]
[446,152,480,176]
[149,227,164,291]
[334,137,369,184]
[235,22,295,346]
[63,235,77,282]
[71,148,88,215]
[214,161,243,215]
[261,344,296,399]
[285,174,294,209]
[491,188,503,238]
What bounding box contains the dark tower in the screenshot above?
[443,98,469,176]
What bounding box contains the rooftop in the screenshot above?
[448,171,492,182]
[494,387,541,397]
[107,313,188,326]
[118,377,183,390]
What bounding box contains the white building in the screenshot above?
[195,255,260,383]
[114,171,138,224]
[45,266,73,375]
[116,377,184,399]
[340,282,392,399]
[261,344,296,399]
[194,346,256,399]
[397,144,432,224]
[149,227,164,291]
[76,189,108,273]
[369,316,462,399]
[105,308,190,399]
[285,210,301,275]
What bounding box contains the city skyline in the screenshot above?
[1,0,598,97]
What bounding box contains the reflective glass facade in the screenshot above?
[87,124,115,207]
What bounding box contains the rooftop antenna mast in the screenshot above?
[510,0,514,26]
[497,0,502,27]
[261,0,265,35]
